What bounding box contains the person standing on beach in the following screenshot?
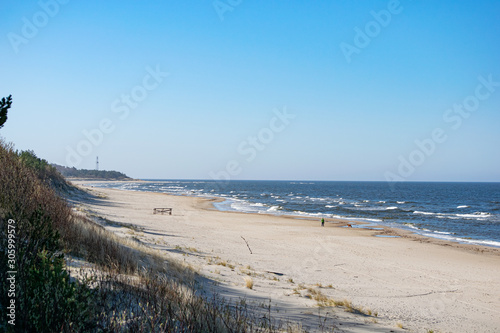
[321,218,325,227]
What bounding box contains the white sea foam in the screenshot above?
[457,205,469,209]
[433,230,452,235]
[456,212,491,219]
[290,211,323,217]
[403,223,500,248]
[422,233,500,248]
[386,206,398,210]
[437,215,460,219]
[329,215,382,223]
[413,211,435,215]
[406,224,419,230]
[267,206,281,212]
[464,239,500,247]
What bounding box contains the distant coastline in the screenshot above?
[52,163,133,181]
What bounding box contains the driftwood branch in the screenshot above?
[241,236,252,254]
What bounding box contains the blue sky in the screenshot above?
[1,0,499,181]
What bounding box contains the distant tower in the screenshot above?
[96,156,99,171]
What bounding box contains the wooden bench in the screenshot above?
[153,208,172,215]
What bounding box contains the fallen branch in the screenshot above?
[241,236,252,254]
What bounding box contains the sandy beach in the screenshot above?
[70,181,500,333]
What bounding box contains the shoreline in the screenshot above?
[81,179,500,253]
[70,180,500,332]
[212,199,500,256]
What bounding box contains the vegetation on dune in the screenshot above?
[0,140,95,332]
[0,141,307,331]
[19,150,72,193]
[52,163,132,180]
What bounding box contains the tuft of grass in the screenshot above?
[244,276,254,289]
[292,284,306,295]
[342,299,353,312]
[217,259,235,269]
[315,295,374,317]
[239,266,257,276]
[306,287,329,303]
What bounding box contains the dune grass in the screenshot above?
[244,276,254,289]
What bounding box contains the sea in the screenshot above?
[88,180,500,248]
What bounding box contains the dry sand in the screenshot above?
[70,181,500,332]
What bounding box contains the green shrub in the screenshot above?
[0,140,94,332]
[19,249,95,332]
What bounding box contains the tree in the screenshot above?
[0,95,13,130]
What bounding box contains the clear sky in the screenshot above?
[1,0,499,182]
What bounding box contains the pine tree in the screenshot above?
[0,95,13,130]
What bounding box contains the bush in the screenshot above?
[18,150,71,194]
[0,139,94,332]
[18,248,96,332]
